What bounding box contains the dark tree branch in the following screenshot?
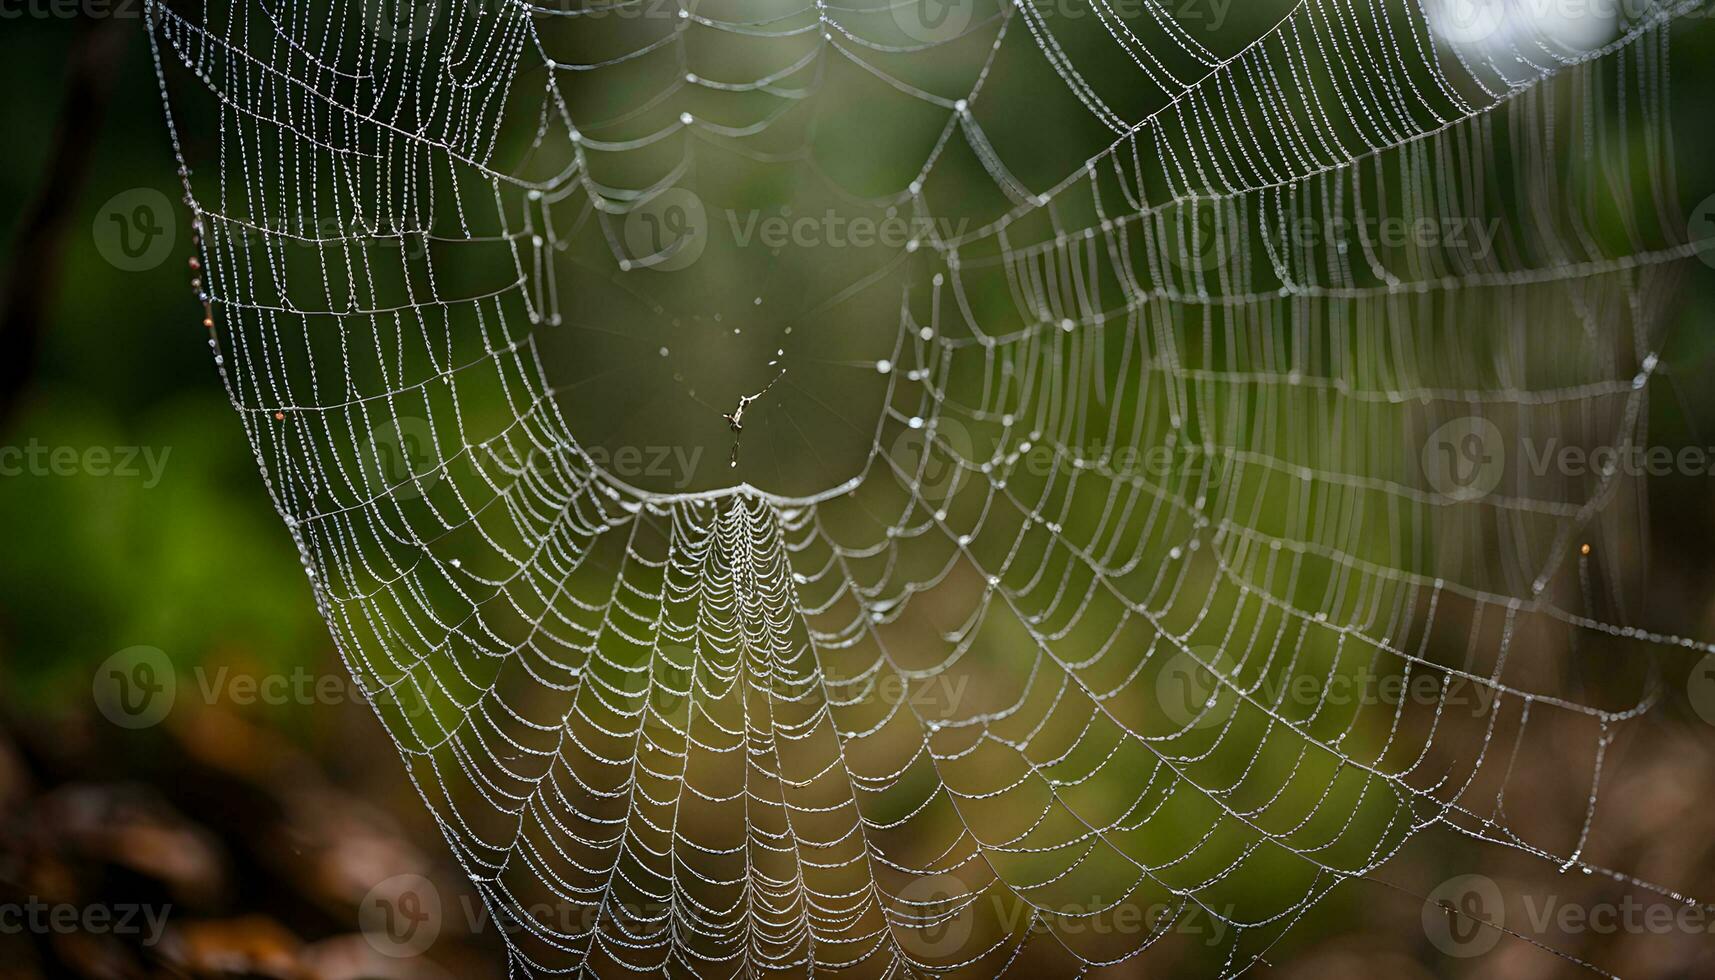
[0,16,133,430]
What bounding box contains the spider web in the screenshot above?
[143,0,1715,974]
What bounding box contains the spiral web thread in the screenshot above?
[144,0,1715,974]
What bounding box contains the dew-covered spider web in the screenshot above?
[144,0,1715,973]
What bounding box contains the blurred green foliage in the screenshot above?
[0,19,329,717]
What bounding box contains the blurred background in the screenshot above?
[5,3,1715,979]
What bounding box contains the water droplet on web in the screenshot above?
[876,360,893,374]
